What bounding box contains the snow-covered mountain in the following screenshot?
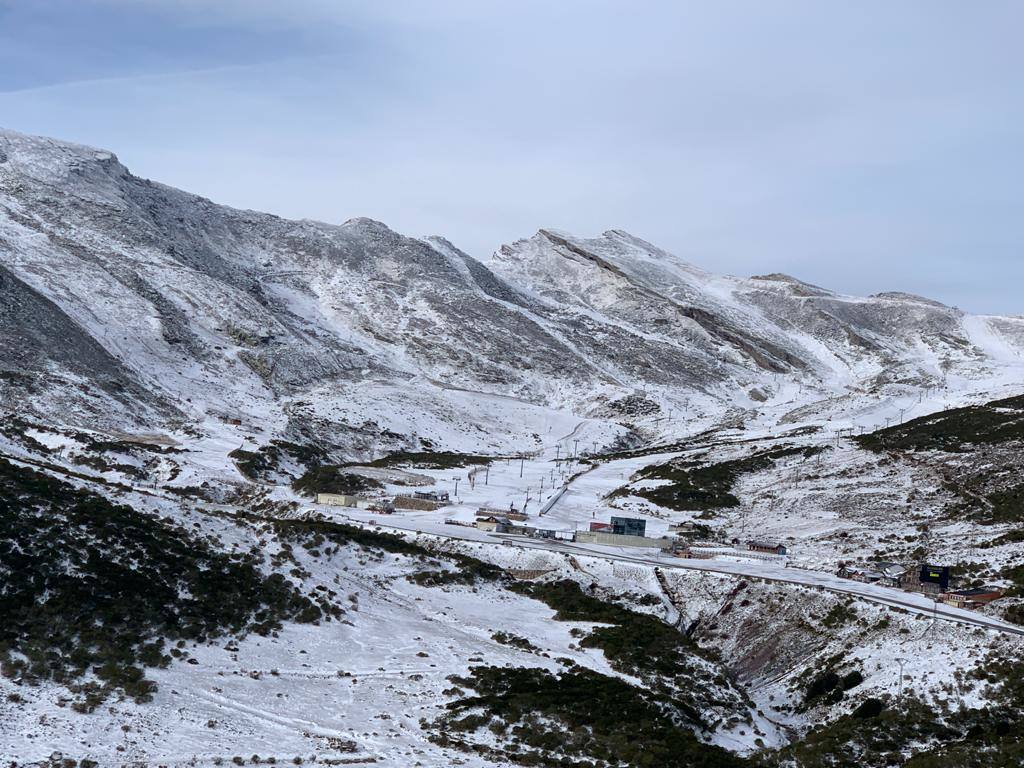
[4,127,1024,767]
[3,127,1023,460]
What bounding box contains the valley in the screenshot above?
[2,127,1024,767]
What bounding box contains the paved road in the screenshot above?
[509,538,1024,637]
[338,510,1024,638]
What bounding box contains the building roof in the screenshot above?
[845,566,883,579]
[875,562,907,577]
[948,587,1002,597]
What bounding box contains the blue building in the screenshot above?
[610,516,647,537]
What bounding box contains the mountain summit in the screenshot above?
[2,127,1023,457]
[4,128,1024,767]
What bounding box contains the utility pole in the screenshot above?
[896,658,906,701]
[485,465,490,485]
[519,456,524,478]
[453,477,460,498]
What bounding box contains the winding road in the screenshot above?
[337,510,1024,638]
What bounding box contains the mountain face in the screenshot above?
[5,128,1024,767]
[2,126,1023,456]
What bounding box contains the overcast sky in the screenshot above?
[1,1,1022,314]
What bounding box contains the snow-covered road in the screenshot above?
[512,539,1024,637]
[337,510,1024,638]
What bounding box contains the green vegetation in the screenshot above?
[290,450,497,497]
[598,427,823,463]
[629,446,822,512]
[229,447,279,480]
[768,658,1024,768]
[268,517,505,588]
[769,698,955,767]
[820,602,858,629]
[407,558,505,587]
[490,631,540,652]
[671,522,717,540]
[999,564,1024,597]
[985,483,1024,524]
[856,394,1024,453]
[855,395,1024,526]
[360,450,495,469]
[511,578,658,626]
[229,440,329,482]
[291,466,383,497]
[82,438,182,455]
[1,417,54,454]
[71,452,146,478]
[430,665,746,768]
[270,517,435,559]
[1003,603,1024,627]
[802,668,864,709]
[597,439,694,462]
[510,580,744,727]
[984,529,1024,548]
[0,458,321,707]
[938,478,1024,527]
[944,477,1024,527]
[851,698,886,719]
[234,445,493,486]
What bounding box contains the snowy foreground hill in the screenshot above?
[3,127,1024,767]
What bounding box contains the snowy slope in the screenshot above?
[3,126,1023,461]
[3,127,1024,767]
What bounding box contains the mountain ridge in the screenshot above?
[4,127,1024,768]
[2,126,1023,458]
